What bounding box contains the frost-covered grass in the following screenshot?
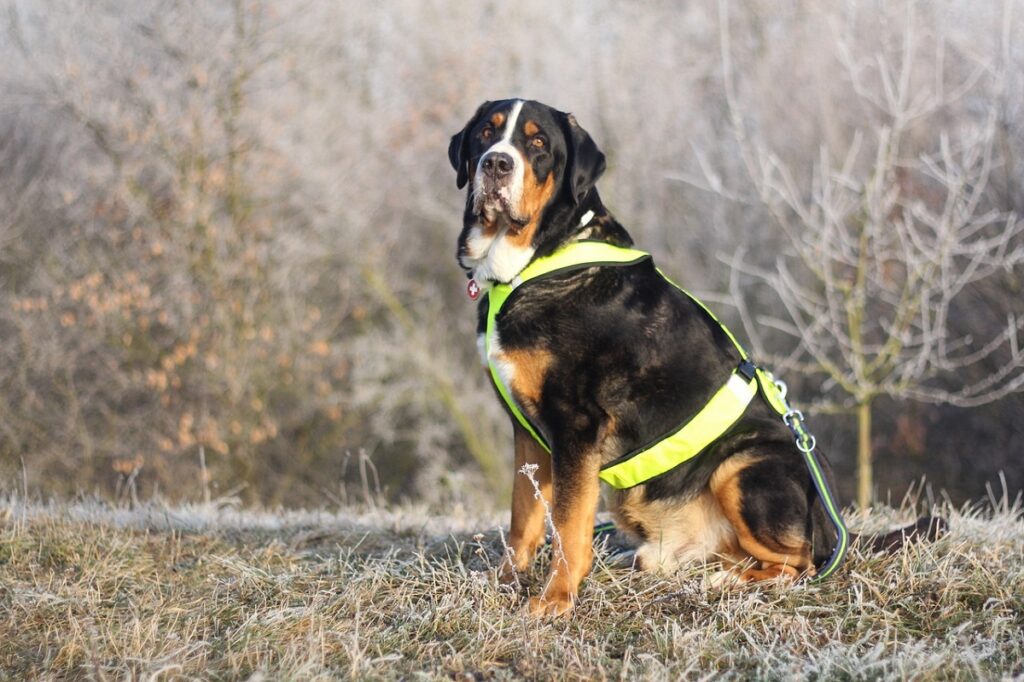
[1,495,1021,679]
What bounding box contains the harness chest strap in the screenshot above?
[481,239,848,578]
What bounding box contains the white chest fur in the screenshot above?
[463,225,535,285]
[485,329,517,391]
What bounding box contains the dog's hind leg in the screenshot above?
[498,422,552,583]
[710,451,816,582]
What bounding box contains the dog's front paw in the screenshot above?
[527,594,575,618]
[496,558,520,585]
[705,569,743,589]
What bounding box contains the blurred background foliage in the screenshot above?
[0,0,1021,509]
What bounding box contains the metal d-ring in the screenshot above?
[774,379,789,401]
[796,433,817,453]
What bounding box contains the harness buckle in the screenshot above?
[737,359,757,381]
[783,409,804,427]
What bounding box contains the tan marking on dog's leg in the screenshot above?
[710,454,814,579]
[504,347,553,407]
[529,458,601,617]
[607,487,648,545]
[498,422,552,583]
[738,563,801,582]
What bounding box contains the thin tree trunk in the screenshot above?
[856,399,873,508]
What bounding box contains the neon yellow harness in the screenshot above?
[482,239,849,579]
[484,241,789,487]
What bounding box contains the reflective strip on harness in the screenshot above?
[511,241,650,281]
[598,371,758,489]
[485,279,551,452]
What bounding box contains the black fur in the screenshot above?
[448,101,491,190]
[560,113,607,206]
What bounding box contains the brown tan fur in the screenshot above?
[504,347,553,407]
[498,423,552,583]
[523,119,540,136]
[737,563,802,581]
[709,454,814,579]
[477,218,500,238]
[607,487,742,573]
[490,111,507,128]
[507,168,555,249]
[529,456,602,617]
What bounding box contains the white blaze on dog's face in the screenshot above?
[450,99,564,284]
[464,100,534,284]
[471,99,526,226]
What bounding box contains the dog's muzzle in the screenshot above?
[473,145,525,224]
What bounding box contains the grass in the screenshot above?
[0,493,1021,680]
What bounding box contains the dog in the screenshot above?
[448,99,942,617]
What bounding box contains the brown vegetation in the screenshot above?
[0,1,1021,506]
[0,494,1021,678]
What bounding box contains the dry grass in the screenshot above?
[0,495,1021,680]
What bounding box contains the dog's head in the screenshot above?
[449,99,606,280]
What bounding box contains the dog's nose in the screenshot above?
[482,152,514,179]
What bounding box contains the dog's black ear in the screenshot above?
[563,113,606,205]
[448,101,491,190]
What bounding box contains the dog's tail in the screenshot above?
[851,515,948,552]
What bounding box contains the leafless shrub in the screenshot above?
[0,0,1021,506]
[691,0,1024,506]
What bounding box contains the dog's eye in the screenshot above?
[530,136,546,149]
[481,126,494,140]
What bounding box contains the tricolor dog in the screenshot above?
[448,98,940,617]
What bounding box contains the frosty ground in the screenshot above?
[1,494,1021,679]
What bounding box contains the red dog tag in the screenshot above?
[467,278,481,300]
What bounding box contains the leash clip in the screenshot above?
[783,407,816,454]
[769,371,844,580]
